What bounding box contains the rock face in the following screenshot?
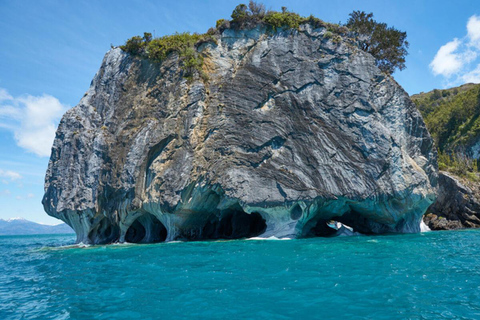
[424,172,480,230]
[43,25,438,244]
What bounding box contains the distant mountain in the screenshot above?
[0,218,73,235]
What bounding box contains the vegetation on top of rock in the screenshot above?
[346,11,409,74]
[227,2,335,32]
[412,83,480,180]
[120,32,214,79]
[225,2,347,35]
[119,1,408,78]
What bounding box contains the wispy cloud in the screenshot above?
[15,193,35,201]
[430,14,480,85]
[0,189,11,197]
[0,88,13,102]
[0,169,22,182]
[0,88,68,157]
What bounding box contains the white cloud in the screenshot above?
[0,89,68,157]
[430,15,480,85]
[0,105,21,119]
[430,39,463,77]
[14,193,34,201]
[467,15,480,44]
[0,88,13,102]
[0,169,22,181]
[462,64,480,83]
[0,189,11,197]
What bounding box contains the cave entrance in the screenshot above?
[304,211,367,237]
[201,209,267,240]
[307,219,339,237]
[125,212,167,243]
[88,218,120,244]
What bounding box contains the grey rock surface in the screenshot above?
[424,171,480,230]
[43,25,438,244]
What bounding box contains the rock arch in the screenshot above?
[125,212,167,243]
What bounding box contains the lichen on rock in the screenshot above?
[43,24,437,244]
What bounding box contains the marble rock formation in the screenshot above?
[43,25,437,244]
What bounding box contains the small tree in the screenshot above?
[143,32,152,43]
[231,4,248,22]
[120,36,145,55]
[248,1,265,17]
[346,11,409,74]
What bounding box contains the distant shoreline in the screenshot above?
[0,218,73,236]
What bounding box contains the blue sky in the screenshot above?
[0,0,479,224]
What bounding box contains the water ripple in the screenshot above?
[1,231,480,319]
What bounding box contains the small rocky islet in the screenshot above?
[42,6,476,244]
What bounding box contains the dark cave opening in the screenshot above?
[304,210,381,237]
[88,218,120,244]
[307,219,339,237]
[125,219,146,243]
[125,212,167,243]
[200,209,267,240]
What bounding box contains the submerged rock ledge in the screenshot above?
[43,25,438,244]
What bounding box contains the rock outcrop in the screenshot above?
[424,171,480,230]
[43,25,438,244]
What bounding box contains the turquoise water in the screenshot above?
[1,231,480,319]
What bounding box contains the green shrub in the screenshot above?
[231,4,248,22]
[120,33,153,55]
[147,32,211,78]
[216,19,226,28]
[120,32,215,79]
[182,47,203,76]
[263,10,303,30]
[216,19,230,31]
[143,32,152,43]
[147,32,203,62]
[305,15,326,29]
[120,36,145,55]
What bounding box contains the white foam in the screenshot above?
[420,220,431,232]
[247,236,291,241]
[76,242,92,248]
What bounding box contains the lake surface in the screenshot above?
[1,230,480,319]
